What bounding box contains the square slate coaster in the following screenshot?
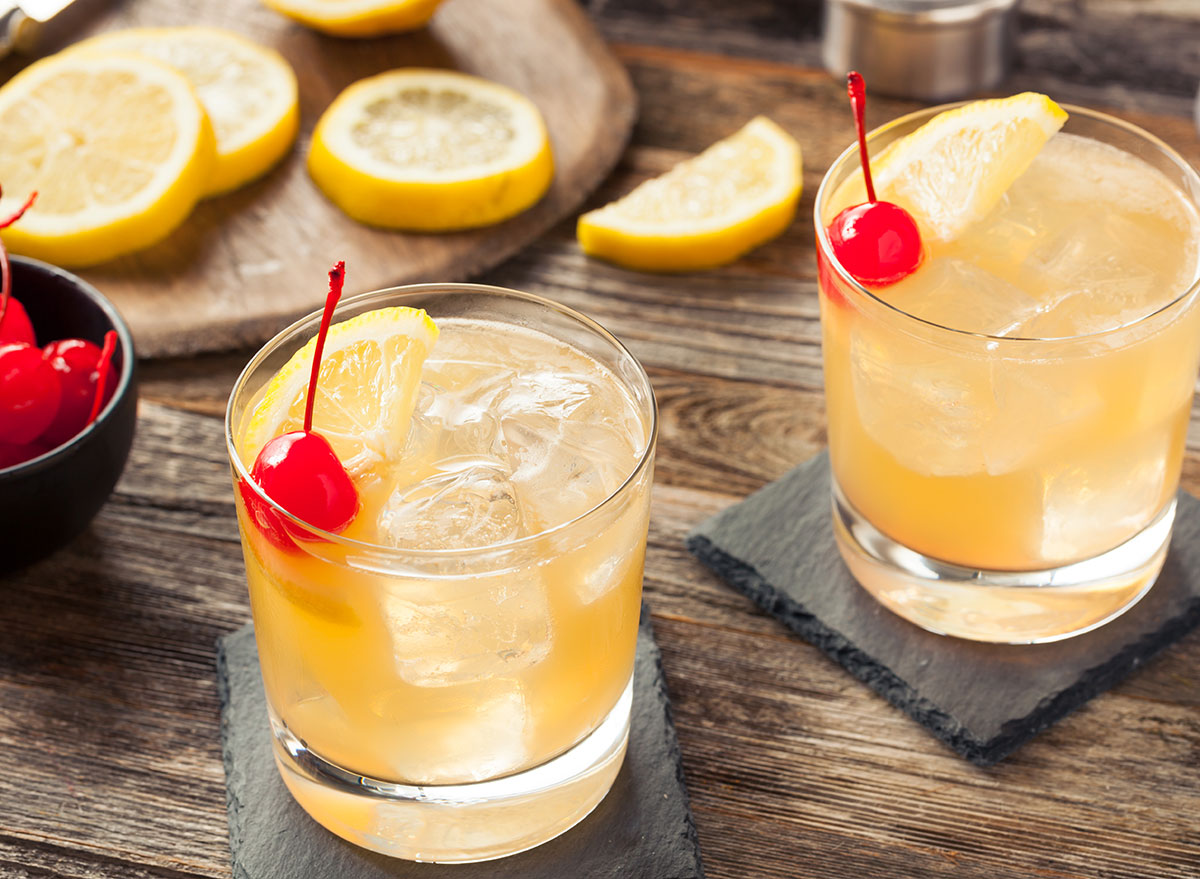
[217,608,704,879]
[686,451,1200,765]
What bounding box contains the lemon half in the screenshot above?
[831,93,1068,243]
[70,27,299,195]
[0,50,215,266]
[262,0,445,37]
[308,69,554,231]
[242,307,439,478]
[577,116,802,272]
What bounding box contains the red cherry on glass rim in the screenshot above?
[827,71,922,289]
[243,261,359,549]
[250,431,358,533]
[40,338,116,447]
[0,342,61,444]
[828,201,923,287]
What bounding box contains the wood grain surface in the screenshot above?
[5,2,1200,878]
[0,0,636,358]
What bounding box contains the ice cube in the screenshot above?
[1039,432,1169,562]
[897,259,1043,337]
[381,572,553,688]
[983,358,1105,475]
[497,370,596,420]
[1020,215,1163,337]
[849,328,993,476]
[501,417,633,531]
[377,457,522,550]
[371,680,531,783]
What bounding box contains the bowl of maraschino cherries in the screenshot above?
[0,192,138,575]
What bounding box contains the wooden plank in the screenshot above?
[0,0,636,358]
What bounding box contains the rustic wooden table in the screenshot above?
[4,2,1200,877]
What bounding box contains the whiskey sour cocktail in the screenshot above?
[227,280,656,862]
[816,82,1200,643]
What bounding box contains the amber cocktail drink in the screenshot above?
[227,285,656,862]
[817,101,1200,642]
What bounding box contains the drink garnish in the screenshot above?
[243,262,360,546]
[827,72,923,287]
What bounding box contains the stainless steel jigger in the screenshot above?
[823,0,1020,101]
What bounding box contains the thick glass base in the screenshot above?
[832,478,1171,643]
[270,678,632,863]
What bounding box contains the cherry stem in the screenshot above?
[303,261,346,435]
[847,72,876,204]
[86,330,118,427]
[0,190,36,328]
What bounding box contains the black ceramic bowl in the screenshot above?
[0,256,137,575]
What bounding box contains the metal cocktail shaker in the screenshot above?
[823,0,1020,101]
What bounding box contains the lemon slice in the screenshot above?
[308,69,554,231]
[0,50,215,267]
[261,0,444,36]
[70,28,299,195]
[577,116,802,272]
[242,307,439,478]
[832,93,1068,243]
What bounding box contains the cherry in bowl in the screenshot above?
[0,256,137,575]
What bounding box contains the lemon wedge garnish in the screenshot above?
[308,69,554,231]
[0,50,215,267]
[70,28,299,195]
[577,116,802,272]
[261,0,444,37]
[832,93,1068,243]
[242,307,439,479]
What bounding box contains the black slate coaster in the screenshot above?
[686,451,1200,766]
[217,609,704,879]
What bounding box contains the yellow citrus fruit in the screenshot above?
[242,307,439,478]
[308,69,554,231]
[70,27,299,195]
[832,93,1068,243]
[261,0,445,37]
[0,50,215,267]
[577,116,802,272]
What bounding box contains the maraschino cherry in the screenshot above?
[41,335,118,446]
[0,191,38,345]
[828,72,923,287]
[0,342,61,444]
[242,262,359,547]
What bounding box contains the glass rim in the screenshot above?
[813,101,1200,344]
[225,282,658,560]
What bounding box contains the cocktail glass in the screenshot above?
[815,105,1200,643]
[225,284,657,862]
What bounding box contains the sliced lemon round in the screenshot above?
[261,0,444,37]
[832,93,1068,243]
[242,307,440,478]
[70,27,299,195]
[577,116,802,272]
[0,50,215,267]
[308,69,554,231]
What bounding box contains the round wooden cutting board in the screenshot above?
[1,0,636,357]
